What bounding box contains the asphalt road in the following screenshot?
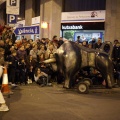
[0,83,120,120]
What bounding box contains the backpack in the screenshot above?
[37,76,47,86]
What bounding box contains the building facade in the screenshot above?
[0,0,120,42]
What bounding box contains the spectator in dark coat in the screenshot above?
[8,50,18,86]
[27,65,34,82]
[17,45,27,60]
[76,36,82,43]
[19,58,27,85]
[113,39,119,46]
[112,42,120,62]
[25,43,31,56]
[18,58,27,85]
[26,55,36,70]
[94,38,102,49]
[91,38,96,48]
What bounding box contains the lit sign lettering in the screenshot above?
[62,25,83,30]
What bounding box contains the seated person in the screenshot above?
[90,68,104,85]
[78,67,104,85]
[38,53,54,82]
[34,67,48,86]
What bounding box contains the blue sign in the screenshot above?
[7,14,17,24]
[14,26,40,35]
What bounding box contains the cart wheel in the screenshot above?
[83,78,92,86]
[77,82,89,94]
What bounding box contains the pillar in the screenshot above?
[105,0,120,42]
[40,0,62,39]
[25,0,35,39]
[0,9,5,25]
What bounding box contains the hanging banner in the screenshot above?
[62,10,105,22]
[6,0,20,15]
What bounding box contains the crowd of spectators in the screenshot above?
[0,26,120,87]
[0,26,65,86]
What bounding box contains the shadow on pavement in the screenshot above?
[50,84,120,100]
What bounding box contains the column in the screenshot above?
[105,0,120,42]
[0,9,5,25]
[25,0,35,39]
[40,0,62,39]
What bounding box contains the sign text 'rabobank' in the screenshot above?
[14,26,39,35]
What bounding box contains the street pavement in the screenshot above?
[0,83,120,120]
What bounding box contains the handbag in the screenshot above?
[37,76,47,85]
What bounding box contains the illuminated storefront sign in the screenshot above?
[61,22,104,30]
[62,25,83,30]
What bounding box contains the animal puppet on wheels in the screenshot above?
[43,41,114,89]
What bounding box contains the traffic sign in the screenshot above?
[6,0,20,15]
[7,14,17,24]
[14,26,40,35]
